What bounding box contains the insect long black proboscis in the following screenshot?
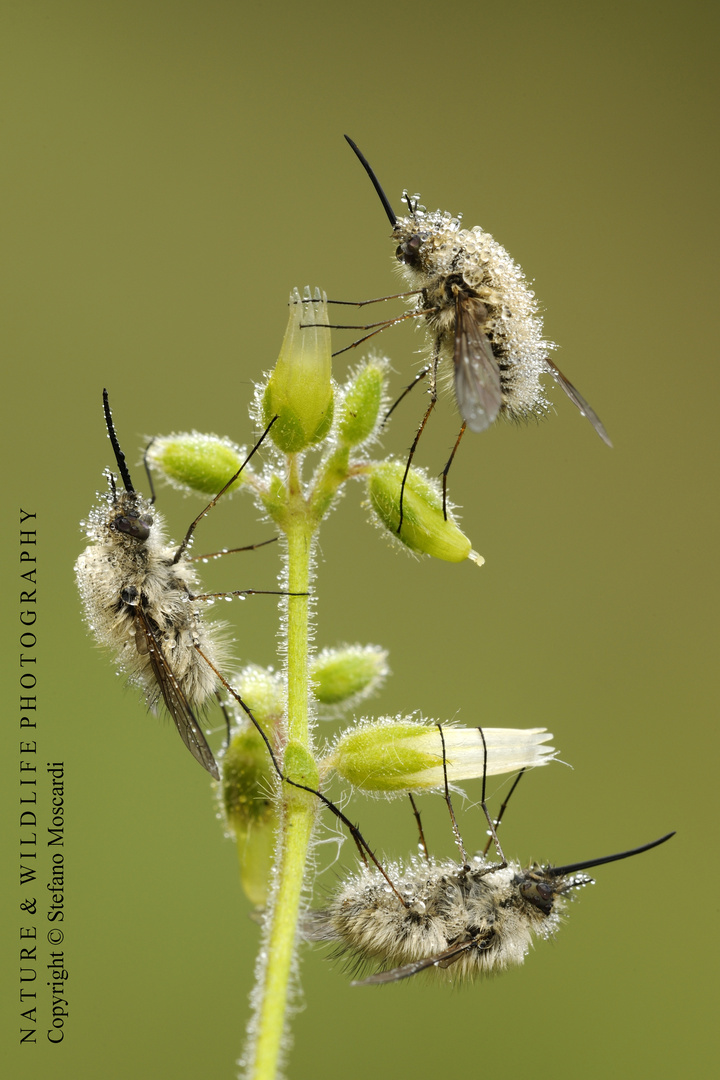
[82,399,297,780]
[547,832,676,879]
[307,714,674,984]
[343,134,613,537]
[344,135,397,227]
[103,387,136,493]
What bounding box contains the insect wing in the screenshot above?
[353,939,475,986]
[453,294,503,433]
[133,607,220,780]
[544,358,612,447]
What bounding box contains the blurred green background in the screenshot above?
[1,1,717,1077]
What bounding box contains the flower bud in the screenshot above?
[227,665,285,725]
[337,358,387,447]
[325,718,555,795]
[262,287,334,453]
[368,461,483,564]
[311,645,389,710]
[145,433,247,496]
[221,722,279,908]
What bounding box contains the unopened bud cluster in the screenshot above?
[146,284,483,568]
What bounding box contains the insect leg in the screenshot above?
[396,345,440,533]
[326,290,422,308]
[215,690,234,751]
[189,536,278,562]
[172,416,278,565]
[197,645,409,907]
[437,723,468,866]
[324,309,425,358]
[407,793,430,863]
[481,769,525,858]
[382,366,429,427]
[440,422,467,521]
[191,588,306,601]
[142,438,159,504]
[476,727,507,871]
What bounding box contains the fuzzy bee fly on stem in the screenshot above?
[306,725,673,984]
[338,136,612,527]
[75,390,286,780]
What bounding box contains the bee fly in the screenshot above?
[338,136,611,525]
[306,725,673,984]
[75,390,289,780]
[73,396,425,855]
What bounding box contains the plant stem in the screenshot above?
[247,455,317,1080]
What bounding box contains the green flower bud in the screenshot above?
[368,461,483,564]
[324,718,555,795]
[311,645,389,710]
[227,665,285,725]
[337,358,387,447]
[221,722,279,908]
[262,287,334,453]
[145,433,247,496]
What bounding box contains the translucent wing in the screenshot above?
[352,938,480,986]
[544,357,612,447]
[452,293,503,433]
[133,608,220,780]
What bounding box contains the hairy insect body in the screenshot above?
[308,853,585,983]
[344,136,611,446]
[393,206,551,433]
[76,484,224,778]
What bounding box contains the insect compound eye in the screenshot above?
[519,876,557,915]
[396,234,424,265]
[112,513,152,540]
[120,586,138,606]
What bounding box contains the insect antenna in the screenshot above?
[103,387,136,493]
